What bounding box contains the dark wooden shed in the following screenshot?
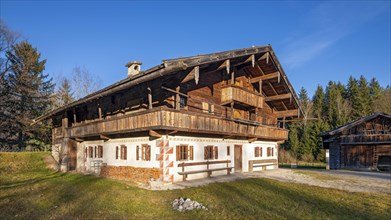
[321,113,391,171]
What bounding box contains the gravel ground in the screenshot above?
[246,168,391,194]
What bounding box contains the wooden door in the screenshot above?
[68,139,77,170]
[359,145,373,168]
[234,145,242,172]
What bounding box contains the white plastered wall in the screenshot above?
[78,137,159,173]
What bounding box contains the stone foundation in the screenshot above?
[100,166,159,183]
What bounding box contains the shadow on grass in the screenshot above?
[0,172,66,190]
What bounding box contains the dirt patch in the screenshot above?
[247,169,391,194]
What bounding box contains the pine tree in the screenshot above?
[6,41,54,150]
[369,77,383,112]
[358,75,371,116]
[346,76,361,119]
[325,81,350,128]
[312,85,325,119]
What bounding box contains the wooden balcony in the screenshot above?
[340,134,391,145]
[221,85,263,108]
[65,108,287,141]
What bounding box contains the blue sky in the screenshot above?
[1,1,390,96]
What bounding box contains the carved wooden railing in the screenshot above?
[221,85,263,108]
[67,108,288,140]
[340,134,391,144]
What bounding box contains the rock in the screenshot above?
[171,197,208,212]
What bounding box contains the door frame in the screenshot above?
[234,145,242,172]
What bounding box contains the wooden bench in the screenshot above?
[248,159,278,172]
[178,160,233,181]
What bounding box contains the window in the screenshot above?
[267,147,273,157]
[180,96,187,108]
[120,145,127,160]
[142,144,151,161]
[116,146,119,159]
[94,146,97,158]
[202,102,214,114]
[88,146,93,158]
[227,146,230,156]
[136,146,140,160]
[176,145,194,161]
[254,147,262,157]
[204,146,218,160]
[98,145,103,158]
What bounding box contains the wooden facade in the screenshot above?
[321,113,391,171]
[34,46,303,182]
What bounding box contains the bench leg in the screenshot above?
[207,171,212,177]
[227,169,231,175]
[183,174,187,182]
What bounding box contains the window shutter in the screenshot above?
[189,146,194,160]
[227,146,230,156]
[272,148,274,157]
[146,145,151,161]
[116,146,118,159]
[260,147,263,157]
[254,147,258,157]
[94,146,97,158]
[204,147,207,160]
[124,146,127,160]
[176,145,180,161]
[136,146,139,160]
[214,146,218,159]
[202,102,208,113]
[210,104,214,113]
[142,145,145,160]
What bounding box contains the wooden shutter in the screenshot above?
[116,146,118,159]
[210,104,214,113]
[214,146,218,159]
[136,146,139,160]
[254,147,258,157]
[260,147,263,157]
[146,145,151,161]
[124,146,127,160]
[202,102,208,113]
[272,148,274,157]
[227,146,230,156]
[142,145,145,160]
[98,145,103,158]
[204,147,208,160]
[94,146,97,158]
[176,145,180,161]
[189,146,194,160]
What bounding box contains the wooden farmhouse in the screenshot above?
[34,45,304,183]
[321,113,391,171]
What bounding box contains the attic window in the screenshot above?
[134,65,139,71]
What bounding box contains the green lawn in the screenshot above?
[1,153,390,219]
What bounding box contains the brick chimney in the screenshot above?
[125,61,142,77]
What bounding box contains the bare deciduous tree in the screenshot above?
[71,66,102,100]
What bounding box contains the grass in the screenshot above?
[1,152,390,219]
[279,162,326,169]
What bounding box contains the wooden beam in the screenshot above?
[167,130,178,135]
[147,87,152,109]
[181,66,200,84]
[254,61,265,75]
[98,105,102,120]
[73,137,84,142]
[242,54,255,68]
[161,86,189,98]
[72,109,77,124]
[175,86,180,110]
[274,109,299,118]
[248,137,257,143]
[149,130,162,138]
[218,59,230,74]
[265,93,291,102]
[99,135,110,141]
[231,68,235,85]
[251,72,279,83]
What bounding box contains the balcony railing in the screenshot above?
[221,85,263,108]
[340,134,391,144]
[65,108,287,140]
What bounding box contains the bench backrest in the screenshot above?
[178,160,231,167]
